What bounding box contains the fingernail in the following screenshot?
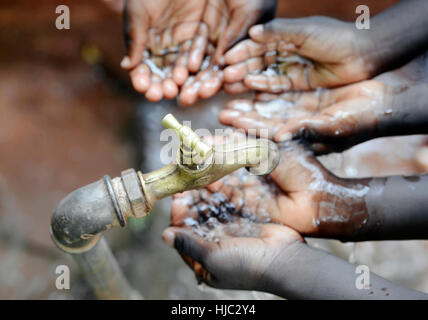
[245,75,268,90]
[277,132,292,142]
[250,25,264,37]
[162,230,175,248]
[120,56,131,68]
[226,110,240,118]
[285,43,297,51]
[217,56,226,66]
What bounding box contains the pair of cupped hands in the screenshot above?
[122,0,416,292]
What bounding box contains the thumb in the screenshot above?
[274,114,336,143]
[122,0,148,69]
[162,227,214,264]
[249,18,306,50]
[269,140,319,192]
[215,11,251,64]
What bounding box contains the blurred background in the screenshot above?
[0,0,427,299]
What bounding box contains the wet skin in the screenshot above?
[166,139,428,242]
[224,17,376,92]
[224,0,428,93]
[122,0,276,105]
[163,160,428,299]
[220,52,428,154]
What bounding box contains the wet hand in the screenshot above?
[224,17,378,93]
[122,0,209,101]
[122,0,276,104]
[220,79,390,154]
[163,187,303,291]
[167,140,369,245]
[178,0,277,105]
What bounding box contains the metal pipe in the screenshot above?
[73,237,142,299]
[51,114,280,299]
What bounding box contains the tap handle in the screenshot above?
[162,113,212,159]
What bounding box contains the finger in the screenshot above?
[249,19,302,50]
[122,0,148,69]
[224,57,264,83]
[172,190,193,200]
[215,11,252,64]
[206,176,239,200]
[148,28,162,55]
[226,99,254,112]
[179,76,201,106]
[171,192,198,226]
[268,140,318,192]
[219,110,278,139]
[130,63,151,93]
[255,92,290,102]
[163,52,178,67]
[179,253,211,285]
[162,67,179,99]
[273,92,342,143]
[199,69,224,99]
[146,74,163,102]
[171,22,201,46]
[188,24,209,73]
[162,227,215,263]
[224,81,249,95]
[203,0,226,39]
[310,143,333,155]
[173,40,192,86]
[163,79,178,100]
[244,73,291,93]
[224,39,267,65]
[159,27,174,53]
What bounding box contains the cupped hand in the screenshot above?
[163,186,302,290]
[166,140,369,250]
[123,0,209,101]
[163,139,370,289]
[224,17,378,93]
[122,0,277,104]
[220,79,389,154]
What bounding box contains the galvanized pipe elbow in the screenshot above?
[50,171,146,299]
[50,177,119,253]
[51,170,149,254]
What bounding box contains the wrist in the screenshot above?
[360,175,428,241]
[353,27,382,78]
[263,240,427,299]
[314,176,371,241]
[261,241,314,298]
[377,81,428,137]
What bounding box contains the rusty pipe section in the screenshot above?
[73,237,141,299]
[50,113,280,299]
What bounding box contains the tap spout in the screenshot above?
[142,137,280,205]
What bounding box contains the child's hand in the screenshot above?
[167,140,370,242]
[221,53,428,154]
[163,188,303,291]
[224,17,378,93]
[122,0,276,104]
[163,144,428,297]
[220,79,389,154]
[122,0,207,101]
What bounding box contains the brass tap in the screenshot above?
[51,113,280,254]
